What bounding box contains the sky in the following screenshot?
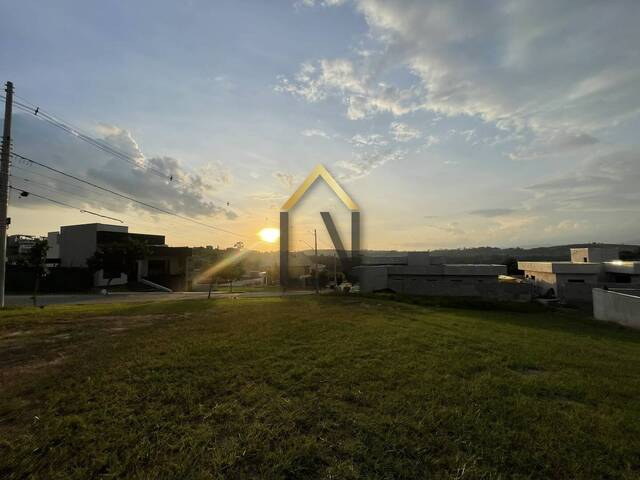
[1,0,639,252]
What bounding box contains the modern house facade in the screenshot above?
[518,246,640,302]
[47,223,192,290]
[355,252,531,301]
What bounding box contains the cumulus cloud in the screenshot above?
[10,115,236,219]
[389,122,421,142]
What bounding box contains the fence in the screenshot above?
[7,265,93,293]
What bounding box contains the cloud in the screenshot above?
[525,149,640,213]
[282,0,640,151]
[276,59,425,120]
[297,0,346,7]
[349,133,388,147]
[10,115,236,220]
[336,148,406,180]
[509,132,599,160]
[544,220,586,234]
[424,135,439,148]
[273,171,295,188]
[424,221,464,236]
[301,128,331,138]
[389,122,421,142]
[469,208,517,218]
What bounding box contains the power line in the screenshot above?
[5,95,172,180]
[10,163,93,195]
[9,185,124,223]
[3,94,237,211]
[11,152,248,238]
[9,169,220,245]
[10,172,97,202]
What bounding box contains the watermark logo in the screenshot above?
[279,164,360,287]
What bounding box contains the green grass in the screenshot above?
[1,296,639,479]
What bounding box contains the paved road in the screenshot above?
[6,290,315,307]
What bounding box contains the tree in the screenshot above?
[209,248,245,293]
[503,256,520,275]
[87,239,150,291]
[26,239,48,306]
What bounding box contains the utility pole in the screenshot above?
[0,81,13,308]
[314,228,319,294]
[333,252,337,289]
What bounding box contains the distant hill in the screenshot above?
[359,243,640,264]
[195,243,640,271]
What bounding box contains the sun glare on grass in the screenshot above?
[258,227,280,243]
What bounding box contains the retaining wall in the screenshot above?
[387,275,532,302]
[593,288,640,329]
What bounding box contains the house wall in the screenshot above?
[571,247,620,263]
[47,232,60,259]
[523,271,600,297]
[556,273,599,287]
[59,224,128,268]
[524,271,558,295]
[59,224,98,267]
[386,275,531,301]
[593,288,640,329]
[358,266,389,292]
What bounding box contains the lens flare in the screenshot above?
[258,227,280,243]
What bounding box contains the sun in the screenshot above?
[258,227,280,243]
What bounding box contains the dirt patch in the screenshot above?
[0,330,33,339]
[0,314,181,388]
[0,355,67,388]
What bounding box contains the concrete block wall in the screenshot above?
[593,288,640,329]
[560,282,640,304]
[387,275,532,302]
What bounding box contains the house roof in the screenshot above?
[281,164,359,212]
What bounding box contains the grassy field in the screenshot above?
[1,296,639,479]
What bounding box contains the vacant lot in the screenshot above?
[1,296,639,479]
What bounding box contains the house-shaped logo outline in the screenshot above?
[279,164,360,288]
[280,164,359,212]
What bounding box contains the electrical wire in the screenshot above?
[4,94,238,210]
[11,152,248,238]
[9,185,124,223]
[10,172,97,201]
[6,96,171,179]
[10,163,94,195]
